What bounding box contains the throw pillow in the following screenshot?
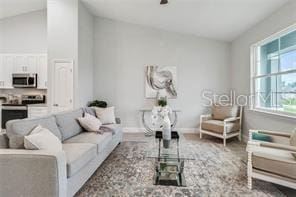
[252,132,272,142]
[77,113,102,132]
[24,125,62,151]
[290,129,296,159]
[212,104,239,120]
[94,106,116,124]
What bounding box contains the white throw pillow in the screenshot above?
[77,113,102,132]
[24,125,62,151]
[94,106,116,124]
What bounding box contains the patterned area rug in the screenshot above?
[76,139,284,197]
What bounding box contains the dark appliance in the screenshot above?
[1,95,46,129]
[12,73,37,88]
[1,104,27,129]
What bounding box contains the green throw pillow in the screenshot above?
[252,132,272,142]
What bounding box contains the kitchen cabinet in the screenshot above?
[0,54,13,89]
[0,53,47,89]
[14,54,37,73]
[28,106,48,118]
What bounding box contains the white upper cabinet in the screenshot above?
[14,54,37,73]
[0,53,47,89]
[0,54,13,89]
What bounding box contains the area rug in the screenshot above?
[75,139,284,197]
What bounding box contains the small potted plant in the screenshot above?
[157,96,167,107]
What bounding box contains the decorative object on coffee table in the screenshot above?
[140,108,180,136]
[151,105,172,148]
[146,131,194,186]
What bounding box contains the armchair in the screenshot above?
[199,104,242,146]
[247,130,296,190]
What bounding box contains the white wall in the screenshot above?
[93,17,231,129]
[47,0,94,110]
[0,10,47,53]
[77,1,94,106]
[231,1,296,138]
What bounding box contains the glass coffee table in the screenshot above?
[145,131,195,187]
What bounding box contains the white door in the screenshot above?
[52,60,74,113]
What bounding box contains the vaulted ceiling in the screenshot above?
[82,0,290,41]
[0,0,291,42]
[0,0,46,19]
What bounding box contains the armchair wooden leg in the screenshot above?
[247,151,253,189]
[248,176,252,189]
[238,133,242,141]
[200,131,202,139]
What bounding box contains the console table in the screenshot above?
[139,108,181,136]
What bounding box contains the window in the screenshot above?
[251,27,296,117]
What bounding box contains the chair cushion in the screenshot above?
[212,104,239,120]
[252,146,296,179]
[63,143,97,177]
[201,120,240,134]
[252,132,272,142]
[6,115,62,149]
[63,132,112,153]
[55,108,84,141]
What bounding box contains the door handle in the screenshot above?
[53,104,59,107]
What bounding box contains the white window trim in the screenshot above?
[250,23,296,118]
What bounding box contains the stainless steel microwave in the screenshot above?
[12,73,37,88]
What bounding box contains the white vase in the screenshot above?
[162,127,171,148]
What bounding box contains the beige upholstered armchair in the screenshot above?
[199,104,242,146]
[247,130,296,190]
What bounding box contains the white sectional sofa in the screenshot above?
[0,107,123,197]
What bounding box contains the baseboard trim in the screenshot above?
[123,127,199,134]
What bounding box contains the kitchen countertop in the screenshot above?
[27,104,48,107]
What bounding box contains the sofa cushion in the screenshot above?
[77,113,102,132]
[24,125,62,151]
[6,115,62,149]
[63,143,96,177]
[252,146,296,179]
[201,120,240,134]
[212,104,239,120]
[101,124,122,136]
[55,108,84,141]
[94,107,116,124]
[83,107,96,117]
[64,132,112,153]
